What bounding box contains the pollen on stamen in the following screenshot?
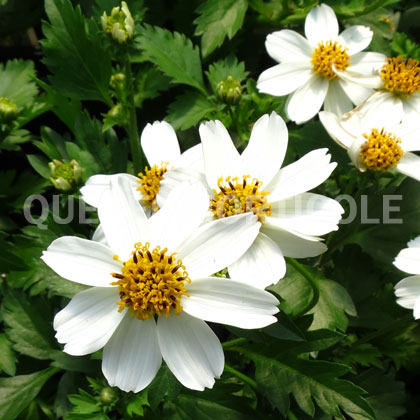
[110,242,190,320]
[211,175,271,224]
[137,162,169,211]
[381,56,420,97]
[311,40,350,80]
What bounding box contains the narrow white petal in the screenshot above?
[338,78,373,106]
[268,193,343,236]
[394,247,420,274]
[398,123,420,152]
[228,233,286,288]
[402,95,420,123]
[81,174,139,208]
[41,237,121,287]
[397,153,420,182]
[413,296,420,319]
[337,25,372,55]
[92,224,108,246]
[318,111,355,149]
[54,287,124,355]
[323,79,353,117]
[102,316,161,393]
[149,182,210,252]
[347,52,386,74]
[182,277,279,328]
[286,76,329,124]
[408,237,420,248]
[178,213,260,279]
[395,276,420,312]
[157,312,224,391]
[305,4,339,47]
[348,137,367,171]
[333,66,383,88]
[141,121,181,166]
[98,175,150,261]
[200,120,241,189]
[240,112,288,186]
[265,29,313,63]
[261,223,327,258]
[267,149,336,201]
[175,144,205,172]
[257,63,312,96]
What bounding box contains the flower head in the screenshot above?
[101,1,134,43]
[257,4,381,123]
[49,159,82,191]
[42,177,279,392]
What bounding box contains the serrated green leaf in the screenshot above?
[27,155,51,179]
[68,390,101,414]
[41,0,112,103]
[148,365,181,410]
[390,32,420,61]
[194,0,248,57]
[134,64,171,107]
[0,333,16,376]
[137,24,206,94]
[0,367,58,420]
[166,91,216,130]
[206,56,248,93]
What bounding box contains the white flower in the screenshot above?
[257,3,383,124]
[319,102,420,181]
[334,55,420,123]
[394,236,420,319]
[195,112,343,288]
[42,177,279,392]
[81,120,204,212]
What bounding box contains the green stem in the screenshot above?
[224,364,258,389]
[222,337,247,349]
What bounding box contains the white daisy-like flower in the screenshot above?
[42,177,279,392]
[319,101,420,181]
[257,3,384,124]
[195,112,343,288]
[394,236,420,319]
[334,55,420,123]
[81,120,204,212]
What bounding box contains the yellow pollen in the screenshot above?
[111,243,190,320]
[210,175,271,224]
[360,128,404,171]
[311,40,350,80]
[137,163,168,211]
[381,56,420,97]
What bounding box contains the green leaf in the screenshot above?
[390,32,420,61]
[27,155,51,179]
[41,0,112,103]
[166,91,216,130]
[137,24,206,94]
[148,365,181,410]
[0,333,16,376]
[206,56,248,93]
[0,367,58,420]
[194,0,248,57]
[68,390,101,414]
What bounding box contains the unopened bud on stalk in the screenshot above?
[0,97,18,123]
[101,1,134,44]
[216,76,242,105]
[49,159,82,191]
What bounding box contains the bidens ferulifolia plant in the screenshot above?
[1,0,420,419]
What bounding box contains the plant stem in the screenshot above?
[222,337,247,349]
[224,364,258,389]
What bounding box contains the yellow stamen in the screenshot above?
[210,175,271,224]
[137,163,168,211]
[311,40,350,80]
[111,243,190,320]
[381,56,420,97]
[360,128,404,171]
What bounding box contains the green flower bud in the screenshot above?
[0,97,18,123]
[110,73,126,90]
[213,268,228,278]
[216,76,242,105]
[100,387,119,405]
[101,1,134,44]
[49,159,82,192]
[108,103,125,119]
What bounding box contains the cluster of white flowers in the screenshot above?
[42,2,420,394]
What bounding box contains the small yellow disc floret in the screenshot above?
[381,56,420,97]
[137,163,168,211]
[311,41,350,80]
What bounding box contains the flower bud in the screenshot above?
[100,387,119,405]
[101,1,134,44]
[49,159,82,192]
[0,97,18,123]
[216,76,242,105]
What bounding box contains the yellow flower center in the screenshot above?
[360,128,404,171]
[137,163,168,211]
[311,41,350,80]
[210,175,271,224]
[111,243,190,320]
[380,56,420,97]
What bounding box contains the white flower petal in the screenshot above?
[149,182,210,252]
[324,79,353,117]
[268,193,343,236]
[398,123,420,152]
[200,120,241,189]
[54,287,124,355]
[157,312,224,391]
[348,137,367,171]
[81,174,140,208]
[414,296,420,319]
[397,152,420,182]
[337,25,372,55]
[267,148,336,201]
[92,224,108,245]
[408,237,420,248]
[305,4,339,47]
[228,233,286,288]
[102,316,161,393]
[333,66,383,88]
[286,75,329,124]
[261,223,327,258]
[175,143,204,172]
[395,276,420,309]
[98,175,150,261]
[394,247,420,274]
[240,112,288,185]
[338,78,373,106]
[318,111,355,149]
[178,213,260,279]
[346,51,386,75]
[182,277,279,328]
[401,94,420,123]
[42,237,121,287]
[141,120,181,166]
[257,63,313,96]
[265,29,313,63]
